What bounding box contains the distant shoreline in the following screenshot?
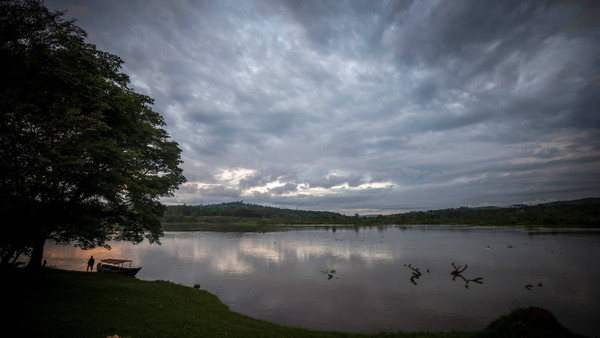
[162,198,600,228]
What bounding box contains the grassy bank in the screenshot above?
[4,269,581,337]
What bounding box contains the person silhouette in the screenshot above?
[87,256,95,271]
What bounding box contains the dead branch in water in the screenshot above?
[408,264,422,285]
[451,262,468,275]
[408,264,422,275]
[450,263,483,289]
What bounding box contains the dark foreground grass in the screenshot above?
[3,268,582,338]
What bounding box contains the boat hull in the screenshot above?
[97,263,142,276]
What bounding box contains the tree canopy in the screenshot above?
[0,0,186,267]
[161,199,600,228]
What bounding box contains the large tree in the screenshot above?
[0,0,186,267]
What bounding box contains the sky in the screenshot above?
[46,0,600,214]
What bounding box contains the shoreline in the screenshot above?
[5,268,583,337]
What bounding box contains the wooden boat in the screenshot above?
[96,258,142,276]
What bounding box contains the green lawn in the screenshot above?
[4,268,580,337]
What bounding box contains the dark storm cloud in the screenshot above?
[269,182,298,195]
[47,0,600,212]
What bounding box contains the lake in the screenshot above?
[42,225,600,336]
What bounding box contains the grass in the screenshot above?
[4,268,582,338]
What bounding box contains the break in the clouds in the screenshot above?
[48,0,600,214]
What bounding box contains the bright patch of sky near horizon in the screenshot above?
[48,0,600,214]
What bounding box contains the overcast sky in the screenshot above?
[47,0,600,214]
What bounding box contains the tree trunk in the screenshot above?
[26,236,46,269]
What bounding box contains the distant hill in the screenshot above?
[162,198,600,227]
[162,201,347,225]
[387,198,600,226]
[540,198,600,206]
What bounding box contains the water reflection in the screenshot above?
[41,226,600,336]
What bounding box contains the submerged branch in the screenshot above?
[451,262,468,275]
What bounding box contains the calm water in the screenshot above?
[43,225,600,336]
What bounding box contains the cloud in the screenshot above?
[47,0,600,213]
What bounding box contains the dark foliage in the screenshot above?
[162,199,600,227]
[163,201,345,225]
[0,0,185,267]
[475,307,583,337]
[387,200,600,227]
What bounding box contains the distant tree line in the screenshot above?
[162,202,347,225]
[162,199,600,227]
[385,202,600,226]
